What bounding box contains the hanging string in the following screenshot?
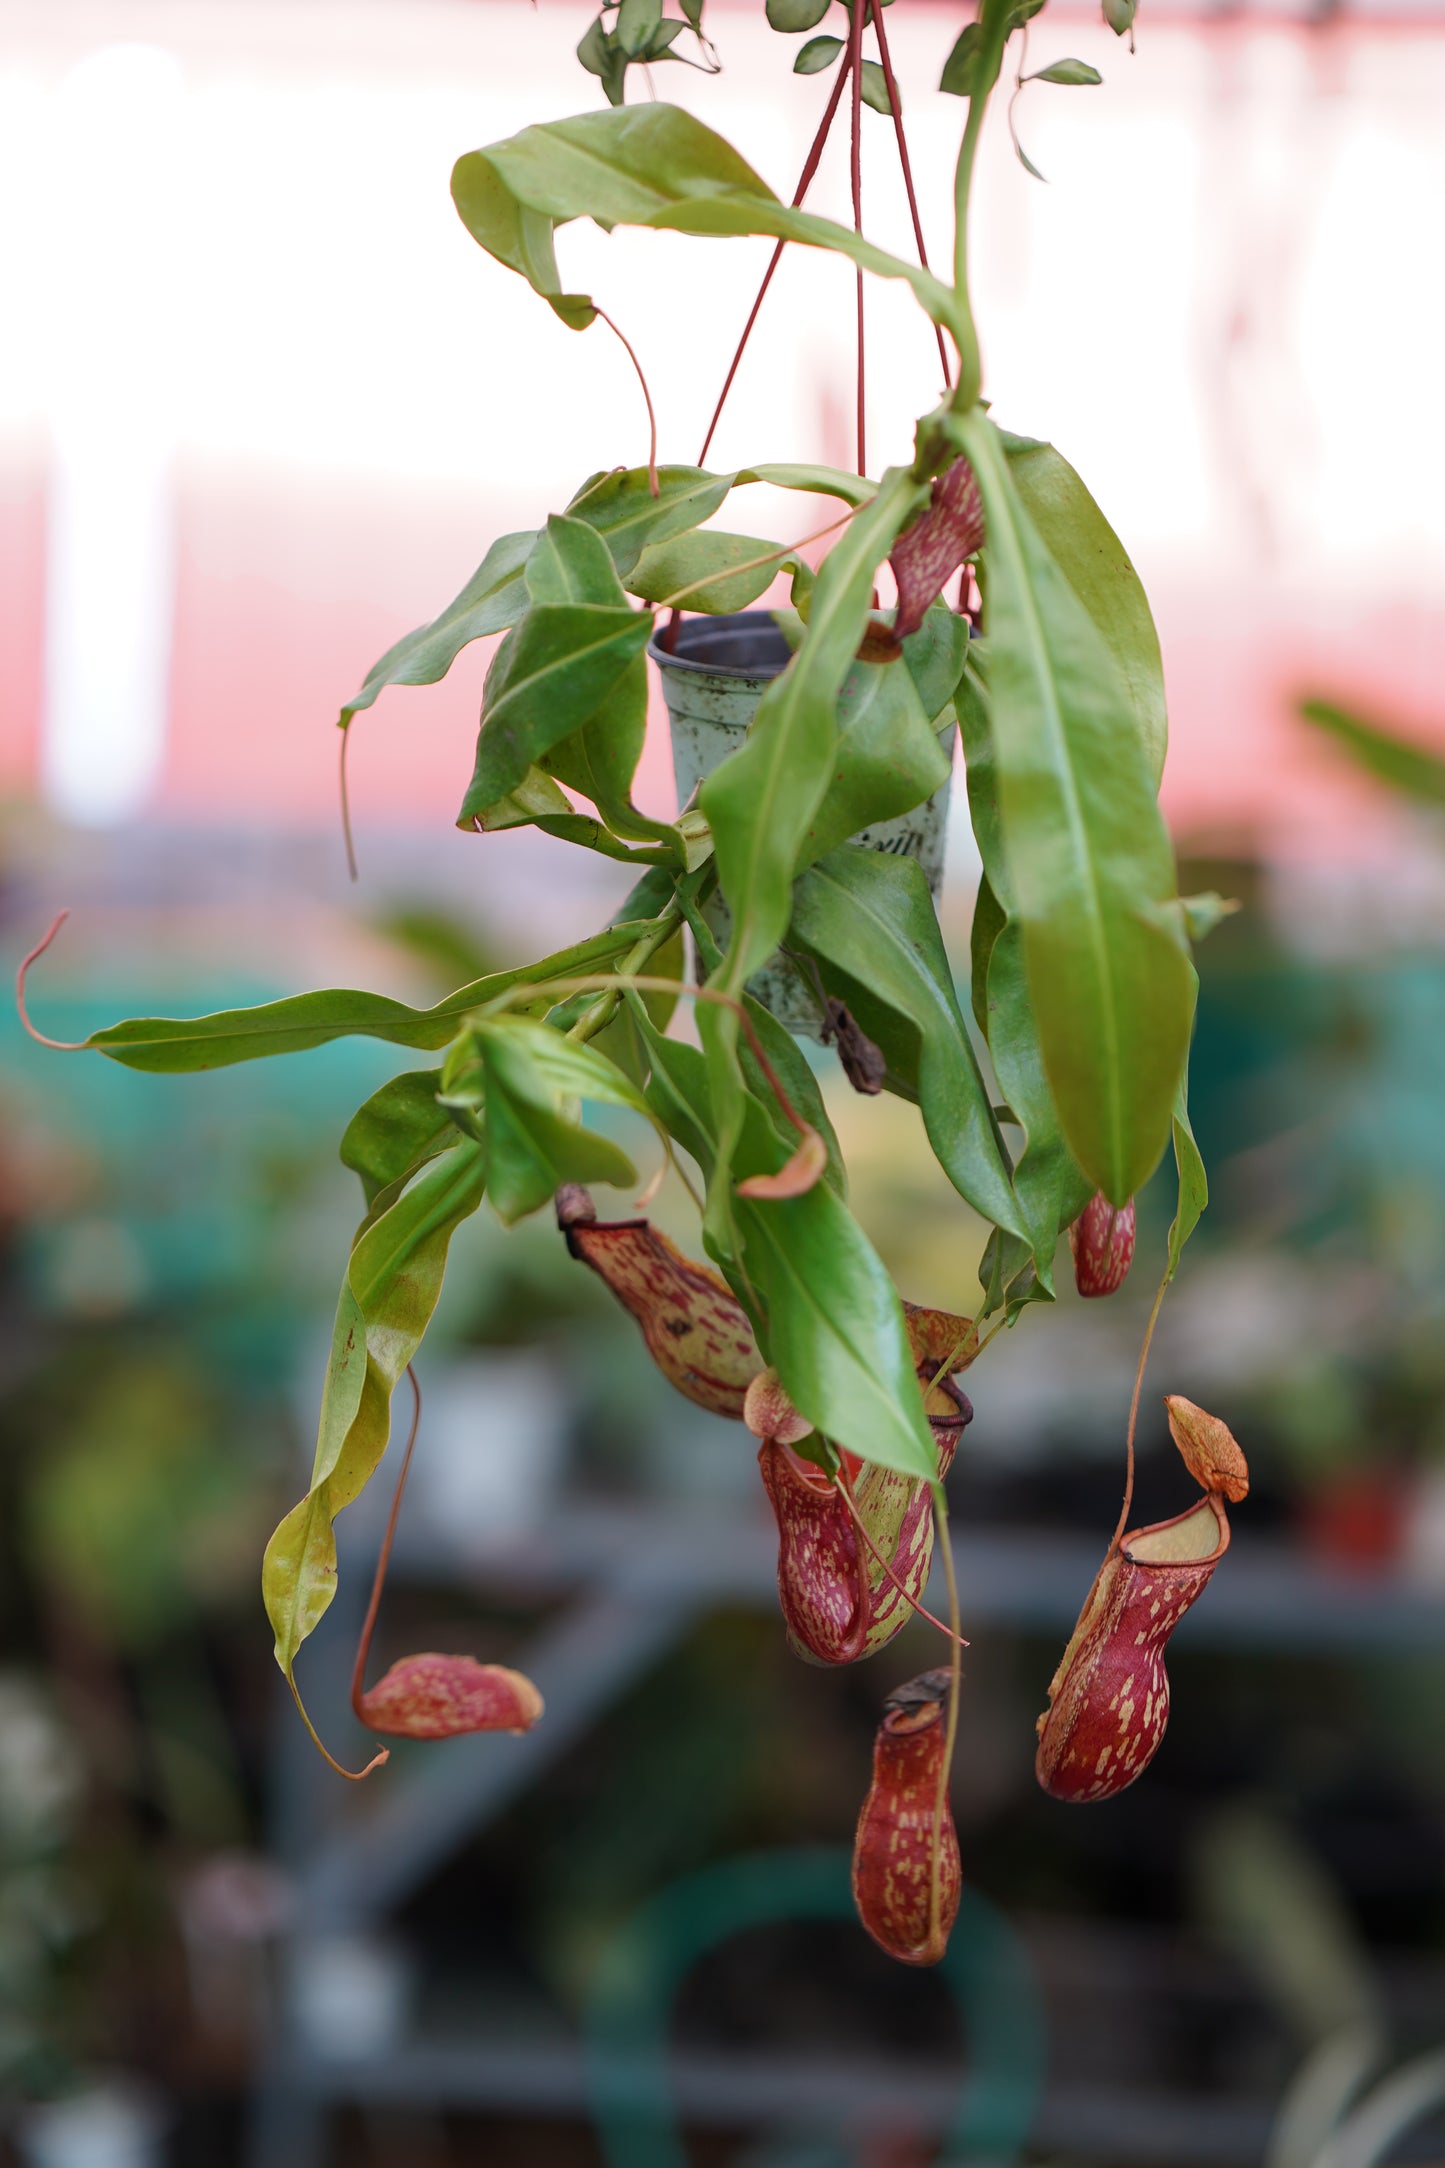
[869,0,952,386]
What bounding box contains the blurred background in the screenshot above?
[3,0,1445,2162]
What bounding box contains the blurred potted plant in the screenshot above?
[22,0,1248,1964]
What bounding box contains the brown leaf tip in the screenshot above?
[1164,1395,1249,1501]
[736,1125,828,1200]
[358,1655,544,1740]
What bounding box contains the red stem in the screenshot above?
[596,308,659,498]
[351,1366,424,1720]
[869,0,952,386]
[16,912,88,1051]
[697,52,854,468]
[849,0,866,477]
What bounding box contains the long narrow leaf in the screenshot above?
[83,922,652,1072]
[953,411,1193,1204]
[261,1146,486,1685]
[1003,434,1168,786]
[957,660,1091,1292]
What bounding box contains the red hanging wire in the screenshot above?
[848,0,867,477]
[696,51,855,468]
[870,0,952,386]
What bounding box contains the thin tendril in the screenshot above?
[697,51,853,466]
[351,1365,423,1721]
[595,308,659,497]
[930,1480,963,1959]
[285,1675,389,1783]
[833,1470,969,1649]
[16,912,88,1051]
[1110,1263,1171,1555]
[339,725,359,884]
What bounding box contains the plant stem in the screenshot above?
[563,906,683,1044]
[1110,1263,1172,1554]
[930,1479,963,1956]
[950,0,1012,412]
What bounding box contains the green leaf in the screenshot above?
[566,463,738,576]
[956,658,1091,1296]
[451,108,965,348]
[525,511,630,607]
[635,1023,935,1480]
[1025,58,1103,84]
[81,921,653,1073]
[539,652,670,843]
[739,993,847,1198]
[1299,698,1445,806]
[1102,0,1137,34]
[341,529,535,726]
[800,657,951,867]
[901,602,971,724]
[1004,434,1167,786]
[794,34,843,72]
[767,0,831,28]
[940,22,983,95]
[789,848,1028,1239]
[858,59,896,115]
[578,16,613,76]
[443,1018,648,1224]
[736,461,877,509]
[340,469,736,733]
[969,866,1007,1038]
[262,1146,487,1683]
[458,600,653,821]
[643,19,688,59]
[340,1069,453,1208]
[1167,1065,1207,1281]
[952,411,1193,1205]
[617,0,663,55]
[627,529,792,615]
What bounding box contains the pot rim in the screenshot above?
[646,608,791,683]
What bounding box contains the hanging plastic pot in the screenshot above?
[648,611,955,1035]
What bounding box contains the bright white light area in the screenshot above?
[39,43,184,827]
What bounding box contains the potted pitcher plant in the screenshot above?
[20,0,1250,1968]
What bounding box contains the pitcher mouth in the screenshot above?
[646,608,792,681]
